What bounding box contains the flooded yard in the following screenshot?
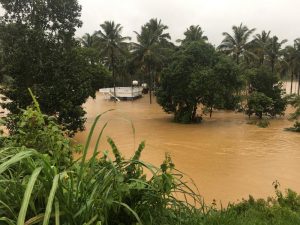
[75,91,300,204]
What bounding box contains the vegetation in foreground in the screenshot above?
[1,98,300,225]
[286,94,300,132]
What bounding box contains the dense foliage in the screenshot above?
[156,41,242,123]
[0,0,110,135]
[245,67,287,118]
[286,94,300,132]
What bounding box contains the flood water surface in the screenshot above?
[75,92,300,204]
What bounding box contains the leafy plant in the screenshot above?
[286,94,300,132]
[0,97,202,225]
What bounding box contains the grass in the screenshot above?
[1,95,300,224]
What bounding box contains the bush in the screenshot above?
[257,118,270,128]
[0,98,202,225]
[286,95,300,132]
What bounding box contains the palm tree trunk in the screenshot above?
[111,51,116,102]
[192,105,197,121]
[149,66,152,104]
[290,71,294,94]
[297,72,300,95]
[209,106,213,118]
[261,55,264,65]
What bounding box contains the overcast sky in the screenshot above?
[0,1,299,45]
[77,0,300,46]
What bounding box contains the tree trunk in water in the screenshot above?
[112,51,116,103]
[290,71,294,94]
[149,67,152,104]
[298,73,300,95]
[209,106,213,118]
[192,105,197,121]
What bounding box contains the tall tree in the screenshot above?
[294,38,300,95]
[283,45,298,94]
[157,41,242,122]
[266,36,287,73]
[178,25,208,44]
[0,0,109,135]
[132,18,171,104]
[80,32,98,48]
[96,21,131,101]
[246,66,287,117]
[218,23,256,64]
[252,30,271,65]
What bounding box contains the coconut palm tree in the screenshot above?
[252,30,271,65]
[294,38,300,95]
[281,39,300,94]
[283,45,297,93]
[266,36,287,73]
[79,32,98,48]
[131,19,171,104]
[96,21,131,101]
[177,25,208,44]
[218,23,256,64]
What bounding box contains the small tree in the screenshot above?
[246,92,273,118]
[246,66,287,117]
[287,95,300,132]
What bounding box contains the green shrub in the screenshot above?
[286,94,300,132]
[257,118,270,128]
[0,99,202,225]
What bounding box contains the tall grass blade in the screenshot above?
[90,122,109,167]
[81,110,114,166]
[0,200,15,218]
[55,201,60,225]
[74,183,98,218]
[84,215,98,225]
[0,150,34,174]
[42,174,60,225]
[0,217,15,225]
[17,167,42,225]
[25,214,45,225]
[113,201,142,225]
[77,110,114,198]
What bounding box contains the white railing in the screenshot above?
[99,87,143,99]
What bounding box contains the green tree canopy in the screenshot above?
[246,66,287,118]
[95,21,131,100]
[132,18,172,103]
[219,23,256,64]
[157,41,242,123]
[0,0,109,135]
[178,25,208,45]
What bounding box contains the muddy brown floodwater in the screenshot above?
[75,91,300,204]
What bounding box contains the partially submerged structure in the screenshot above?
[99,87,143,101]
